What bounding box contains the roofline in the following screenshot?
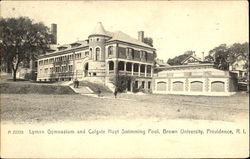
[39,46,89,59]
[106,40,156,51]
[57,46,68,48]
[156,63,215,70]
[70,42,82,45]
[88,34,111,38]
[181,55,202,64]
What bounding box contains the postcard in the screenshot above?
[1,0,249,158]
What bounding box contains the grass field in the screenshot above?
[1,92,248,124]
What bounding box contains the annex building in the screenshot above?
[153,55,238,96]
[37,22,156,91]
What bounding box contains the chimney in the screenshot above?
[51,23,57,44]
[193,51,196,56]
[201,52,204,61]
[138,31,144,42]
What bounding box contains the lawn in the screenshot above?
[1,92,248,123]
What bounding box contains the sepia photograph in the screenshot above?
[0,0,249,158]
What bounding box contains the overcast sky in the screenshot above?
[1,1,248,61]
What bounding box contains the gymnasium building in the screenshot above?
[37,22,156,91]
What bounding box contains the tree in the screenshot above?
[205,43,249,70]
[167,50,194,65]
[0,17,51,81]
[143,37,153,47]
[205,44,230,70]
[110,74,135,93]
[228,42,249,69]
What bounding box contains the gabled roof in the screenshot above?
[181,55,203,64]
[107,31,153,49]
[89,22,111,37]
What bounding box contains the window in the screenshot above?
[140,51,147,59]
[135,81,139,88]
[148,81,151,89]
[69,65,73,72]
[95,48,100,61]
[109,61,114,70]
[93,72,97,76]
[142,81,145,88]
[39,60,43,65]
[97,38,99,41]
[108,46,114,56]
[49,58,54,64]
[44,59,48,65]
[44,68,48,74]
[85,51,89,56]
[127,48,134,59]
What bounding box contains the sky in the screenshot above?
[1,1,248,61]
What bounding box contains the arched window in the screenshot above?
[118,61,125,71]
[157,81,167,91]
[89,48,92,55]
[95,47,100,61]
[211,81,225,92]
[109,61,114,70]
[190,81,203,92]
[173,81,184,91]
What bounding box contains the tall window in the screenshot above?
[142,81,145,88]
[95,47,100,61]
[89,48,92,56]
[108,46,114,57]
[127,48,134,59]
[148,81,151,89]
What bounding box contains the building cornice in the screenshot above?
[39,46,89,59]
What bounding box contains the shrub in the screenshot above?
[110,74,135,93]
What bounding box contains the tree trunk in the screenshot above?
[13,69,17,81]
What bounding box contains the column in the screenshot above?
[114,60,118,75]
[124,61,126,72]
[138,64,141,77]
[132,63,134,75]
[151,65,153,77]
[145,65,147,77]
[107,61,110,75]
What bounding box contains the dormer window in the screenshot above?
[70,43,81,48]
[57,46,67,51]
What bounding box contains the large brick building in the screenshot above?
[37,22,156,91]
